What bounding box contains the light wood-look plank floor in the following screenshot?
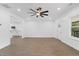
[0,36,79,56]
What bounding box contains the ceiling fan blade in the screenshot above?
[42,14,48,16]
[30,9,37,13]
[27,12,36,16]
[36,15,38,18]
[30,13,36,16]
[31,15,35,16]
[40,15,44,17]
[41,10,48,13]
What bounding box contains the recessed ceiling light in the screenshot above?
[17,9,21,11]
[57,8,61,10]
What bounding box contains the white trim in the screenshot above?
[0,40,10,49]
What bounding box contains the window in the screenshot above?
[71,16,79,38]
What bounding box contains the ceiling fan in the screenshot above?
[28,7,49,18]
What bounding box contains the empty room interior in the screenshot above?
[0,3,79,56]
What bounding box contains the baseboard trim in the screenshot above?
[0,41,10,49]
[60,39,79,51]
[22,37,58,40]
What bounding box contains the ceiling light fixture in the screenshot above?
[57,8,61,10]
[17,9,21,11]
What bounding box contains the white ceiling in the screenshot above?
[0,3,79,21]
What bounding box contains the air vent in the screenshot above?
[1,4,11,8]
[68,3,73,6]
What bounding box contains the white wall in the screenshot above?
[10,14,58,38]
[10,13,23,36]
[22,21,58,38]
[0,6,11,49]
[57,6,79,51]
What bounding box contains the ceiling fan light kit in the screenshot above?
[28,7,49,18]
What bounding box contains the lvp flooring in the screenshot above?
[0,36,79,56]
